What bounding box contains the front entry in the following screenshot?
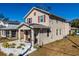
[20,30,29,41]
[25,30,28,41]
[20,30,24,40]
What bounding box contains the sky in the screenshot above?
[0,3,79,22]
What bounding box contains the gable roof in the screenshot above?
[0,18,20,25]
[18,23,32,29]
[24,7,66,22]
[18,23,49,29]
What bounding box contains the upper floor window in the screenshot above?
[34,12,36,16]
[38,15,46,22]
[27,18,32,24]
[40,16,44,22]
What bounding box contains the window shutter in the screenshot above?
[44,15,46,22]
[38,16,40,23]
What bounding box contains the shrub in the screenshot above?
[9,43,16,48]
[2,42,10,48]
[9,53,14,56]
[22,48,24,50]
[20,44,25,47]
[17,45,22,49]
[71,32,76,36]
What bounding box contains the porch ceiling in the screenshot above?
[18,23,49,30]
[29,23,49,28]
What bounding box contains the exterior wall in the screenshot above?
[37,19,70,45]
[25,9,50,26]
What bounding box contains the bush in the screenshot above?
[9,43,16,48]
[9,53,14,56]
[22,48,24,50]
[17,45,22,49]
[71,32,76,36]
[2,42,10,48]
[20,44,25,47]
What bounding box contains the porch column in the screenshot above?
[24,30,26,41]
[1,30,3,37]
[18,29,21,41]
[31,29,34,49]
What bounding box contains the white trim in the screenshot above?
[31,29,34,49]
[18,29,21,40]
[24,30,26,41]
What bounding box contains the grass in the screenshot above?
[0,37,16,43]
[29,35,79,56]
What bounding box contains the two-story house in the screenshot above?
[18,7,70,46]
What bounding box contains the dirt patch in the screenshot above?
[29,36,79,56]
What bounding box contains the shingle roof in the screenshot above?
[0,19,20,25]
[0,24,19,30]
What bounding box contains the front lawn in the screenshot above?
[29,36,79,56]
[0,37,16,43]
[0,40,35,56]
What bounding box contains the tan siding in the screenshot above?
[25,9,50,26]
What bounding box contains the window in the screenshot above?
[2,31,6,37]
[6,30,9,37]
[27,18,32,24]
[39,15,45,22]
[56,29,58,35]
[60,29,61,35]
[47,29,50,37]
[34,12,36,16]
[40,16,44,22]
[11,30,16,37]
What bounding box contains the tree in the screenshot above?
[70,19,79,28]
[0,14,5,19]
[0,13,9,21]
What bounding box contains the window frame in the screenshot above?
[60,29,61,35]
[27,18,32,24]
[56,29,58,35]
[34,12,36,16]
[11,30,16,37]
[6,30,9,37]
[39,15,44,22]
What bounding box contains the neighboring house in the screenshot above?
[0,20,20,39]
[70,27,79,34]
[18,7,70,46]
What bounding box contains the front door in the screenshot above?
[25,30,28,40]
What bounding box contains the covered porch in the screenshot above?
[18,23,49,47]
